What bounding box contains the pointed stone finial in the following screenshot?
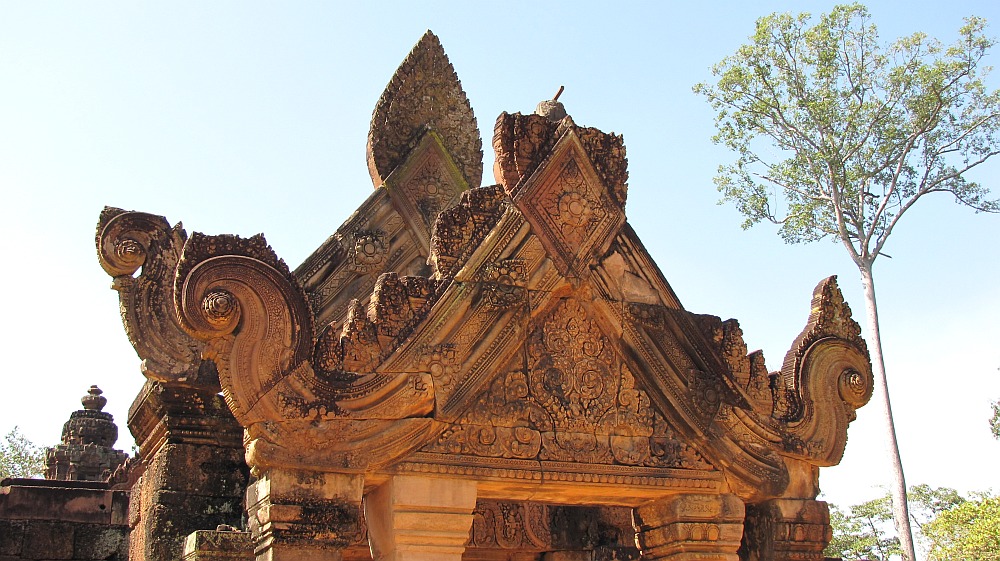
[81,385,107,411]
[367,30,483,189]
[535,85,567,122]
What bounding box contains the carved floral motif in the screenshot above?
[349,230,388,274]
[469,500,549,550]
[425,297,710,469]
[512,133,624,278]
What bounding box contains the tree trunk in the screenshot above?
[859,263,917,561]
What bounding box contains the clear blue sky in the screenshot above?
[1,1,997,509]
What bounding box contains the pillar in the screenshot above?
[246,469,364,561]
[739,499,831,561]
[127,380,248,561]
[365,475,478,561]
[632,493,744,561]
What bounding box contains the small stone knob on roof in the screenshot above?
[81,385,107,411]
[535,85,567,122]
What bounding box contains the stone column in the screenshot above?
[246,469,364,561]
[127,380,248,561]
[632,493,744,561]
[739,499,831,561]
[365,475,478,561]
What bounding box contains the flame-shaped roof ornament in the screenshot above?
[366,30,483,189]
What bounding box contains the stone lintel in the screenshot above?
[0,480,127,526]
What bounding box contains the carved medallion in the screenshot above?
[513,132,624,278]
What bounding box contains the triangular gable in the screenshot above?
[115,33,873,505]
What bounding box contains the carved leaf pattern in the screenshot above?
[367,31,482,189]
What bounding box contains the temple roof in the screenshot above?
[96,32,872,506]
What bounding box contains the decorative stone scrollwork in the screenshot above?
[493,112,628,207]
[429,185,507,278]
[838,368,871,409]
[173,232,441,452]
[776,277,873,466]
[175,232,314,425]
[509,130,625,278]
[96,207,213,388]
[469,500,550,550]
[425,296,711,470]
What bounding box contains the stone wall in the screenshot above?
[0,478,128,561]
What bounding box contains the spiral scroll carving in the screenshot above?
[96,207,168,277]
[175,232,314,425]
[838,368,872,409]
[775,276,874,466]
[95,207,211,387]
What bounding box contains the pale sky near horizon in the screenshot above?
[1,1,998,512]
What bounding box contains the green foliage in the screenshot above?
[826,495,901,560]
[991,400,1000,439]
[0,426,45,479]
[694,3,1000,266]
[924,495,1000,560]
[827,486,1000,561]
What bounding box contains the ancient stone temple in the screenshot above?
[0,388,130,560]
[45,386,130,482]
[91,31,873,561]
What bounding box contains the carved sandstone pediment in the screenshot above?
[97,32,873,511]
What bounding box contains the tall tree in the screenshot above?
[695,5,1000,560]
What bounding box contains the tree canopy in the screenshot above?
[694,3,999,264]
[826,486,1000,561]
[0,426,45,479]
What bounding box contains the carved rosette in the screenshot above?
[367,30,482,189]
[481,258,527,309]
[348,230,388,274]
[96,207,212,388]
